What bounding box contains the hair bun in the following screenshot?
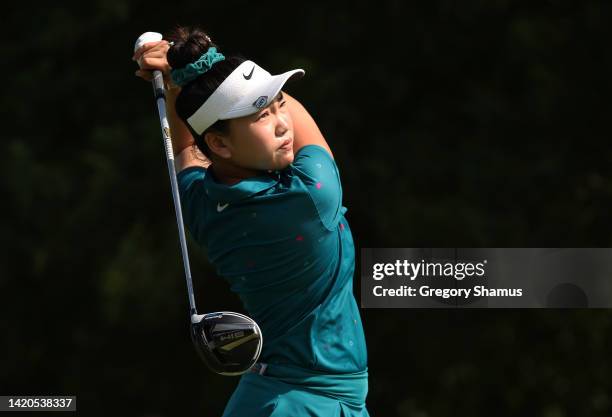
[166,26,216,69]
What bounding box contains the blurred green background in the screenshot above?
[3,1,612,416]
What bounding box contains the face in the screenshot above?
[207,91,294,172]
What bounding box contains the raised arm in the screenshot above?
[133,40,211,172]
[166,87,212,171]
[284,93,334,160]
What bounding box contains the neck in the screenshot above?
[210,159,266,185]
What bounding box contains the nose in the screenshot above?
[275,111,289,137]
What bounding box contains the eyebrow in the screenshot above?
[276,91,284,101]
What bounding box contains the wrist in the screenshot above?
[165,85,181,103]
[165,81,181,93]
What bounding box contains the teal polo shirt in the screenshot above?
[177,145,368,404]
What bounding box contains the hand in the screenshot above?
[132,40,177,89]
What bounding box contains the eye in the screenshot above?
[280,100,287,107]
[257,111,269,121]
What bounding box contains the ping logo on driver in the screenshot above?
[253,96,268,108]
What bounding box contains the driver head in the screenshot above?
[190,311,263,376]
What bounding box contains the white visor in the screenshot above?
[186,60,305,135]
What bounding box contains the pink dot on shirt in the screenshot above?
[340,223,345,231]
[316,182,322,189]
[296,235,304,241]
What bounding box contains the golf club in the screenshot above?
[134,32,263,376]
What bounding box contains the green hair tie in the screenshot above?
[171,47,225,87]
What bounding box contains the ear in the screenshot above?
[204,131,232,159]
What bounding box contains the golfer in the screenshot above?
[133,25,370,417]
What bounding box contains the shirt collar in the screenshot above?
[203,168,283,204]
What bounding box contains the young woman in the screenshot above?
[133,26,370,417]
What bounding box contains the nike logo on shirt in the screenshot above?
[217,202,229,212]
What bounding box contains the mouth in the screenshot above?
[278,138,293,151]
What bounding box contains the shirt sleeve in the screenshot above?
[291,144,343,230]
[177,166,209,244]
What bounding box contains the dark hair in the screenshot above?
[165,25,246,159]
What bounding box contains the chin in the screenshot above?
[280,152,295,168]
[267,150,294,172]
